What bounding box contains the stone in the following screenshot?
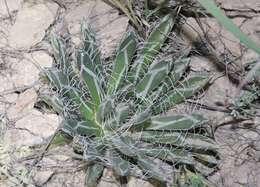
[3,93,19,103]
[33,170,54,186]
[190,56,218,72]
[28,51,53,68]
[203,76,237,105]
[45,170,85,186]
[217,0,260,11]
[128,177,154,187]
[7,88,37,120]
[0,0,23,18]
[15,109,60,138]
[65,0,129,57]
[0,93,18,116]
[4,128,42,147]
[0,74,15,93]
[8,2,58,49]
[10,58,39,88]
[4,109,60,146]
[10,52,52,88]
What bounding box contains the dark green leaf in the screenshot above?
[153,75,209,113]
[110,150,131,176]
[137,155,167,182]
[96,97,114,123]
[134,131,217,151]
[135,57,173,98]
[85,163,104,187]
[140,147,194,165]
[132,14,174,82]
[76,51,103,108]
[115,103,131,124]
[62,119,100,137]
[111,135,138,157]
[108,32,137,94]
[40,94,64,114]
[50,34,71,73]
[146,114,208,130]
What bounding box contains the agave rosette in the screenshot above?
[43,15,218,186]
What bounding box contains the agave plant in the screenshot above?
[43,14,218,186]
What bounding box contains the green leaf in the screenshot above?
[135,57,173,98]
[132,14,174,82]
[147,57,190,102]
[111,135,138,157]
[96,97,114,123]
[62,119,100,137]
[85,163,104,187]
[84,139,107,162]
[148,57,190,102]
[140,147,194,165]
[40,94,64,114]
[115,103,131,124]
[49,131,72,147]
[153,75,209,113]
[107,32,137,94]
[110,150,130,176]
[146,114,208,130]
[66,88,94,121]
[194,153,219,166]
[45,69,69,90]
[198,0,260,54]
[45,69,94,120]
[76,51,103,108]
[169,57,190,85]
[50,34,71,73]
[130,108,151,130]
[137,154,167,182]
[82,23,100,56]
[134,131,217,151]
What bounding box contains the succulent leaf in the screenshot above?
[45,69,69,90]
[137,154,167,182]
[140,147,194,165]
[40,94,64,114]
[85,163,104,187]
[115,103,131,125]
[96,97,114,123]
[45,68,94,120]
[134,131,217,152]
[110,150,131,176]
[168,57,190,85]
[153,74,209,114]
[50,34,71,73]
[146,114,208,130]
[132,14,174,82]
[69,88,94,120]
[76,51,103,108]
[111,135,138,157]
[135,57,173,98]
[108,32,137,94]
[62,119,99,137]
